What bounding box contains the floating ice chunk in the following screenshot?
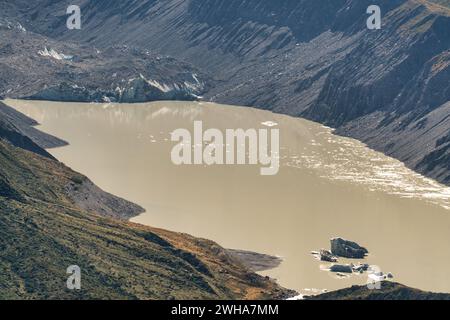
[261,121,278,127]
[286,295,304,300]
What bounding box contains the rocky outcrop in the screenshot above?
[310,281,450,300]
[330,238,368,259]
[330,264,353,273]
[319,249,338,262]
[227,249,283,272]
[0,17,209,103]
[27,75,202,103]
[0,104,58,159]
[65,178,145,220]
[353,263,370,273]
[0,102,67,151]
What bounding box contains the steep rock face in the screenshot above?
[0,104,57,159]
[305,2,450,126]
[3,0,450,185]
[0,102,67,150]
[27,72,204,103]
[0,15,208,103]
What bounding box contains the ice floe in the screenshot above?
[261,121,278,127]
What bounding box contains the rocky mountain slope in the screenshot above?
[11,0,448,186]
[312,281,450,300]
[0,16,209,103]
[0,102,292,299]
[0,102,61,159]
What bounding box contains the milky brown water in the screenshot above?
[7,99,450,295]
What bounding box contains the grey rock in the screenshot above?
[0,102,65,159]
[330,264,353,274]
[227,249,283,272]
[352,263,370,273]
[66,179,145,221]
[330,238,368,259]
[319,249,338,262]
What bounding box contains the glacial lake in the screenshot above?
[7,99,450,295]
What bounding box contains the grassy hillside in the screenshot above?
[0,134,291,299]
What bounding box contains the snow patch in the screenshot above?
[38,47,73,61]
[141,74,172,93]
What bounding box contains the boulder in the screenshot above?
[319,249,338,262]
[330,238,368,259]
[352,263,370,273]
[330,264,353,273]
